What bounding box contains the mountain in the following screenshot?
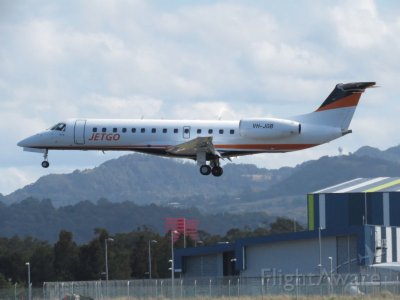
[354,144,400,163]
[3,153,291,207]
[0,198,272,243]
[3,145,400,221]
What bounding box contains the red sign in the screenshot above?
[165,218,199,242]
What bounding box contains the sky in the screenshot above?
[1,0,400,195]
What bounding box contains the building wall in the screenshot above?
[241,237,338,277]
[390,192,400,226]
[336,235,359,273]
[311,192,400,230]
[183,253,223,277]
[369,226,400,264]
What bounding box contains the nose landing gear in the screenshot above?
[41,149,50,168]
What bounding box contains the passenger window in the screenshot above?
[122,128,127,133]
[230,129,235,134]
[163,128,167,133]
[174,129,178,134]
[219,129,224,134]
[102,128,107,133]
[208,129,213,134]
[92,128,97,133]
[152,128,156,133]
[113,128,118,133]
[197,129,202,134]
[141,128,145,133]
[184,128,189,134]
[132,128,136,133]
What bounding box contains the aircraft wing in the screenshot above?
[166,137,221,157]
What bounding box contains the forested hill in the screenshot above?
[2,153,292,207]
[0,198,272,243]
[2,144,400,219]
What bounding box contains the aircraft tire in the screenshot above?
[199,165,211,175]
[211,166,223,177]
[41,161,50,168]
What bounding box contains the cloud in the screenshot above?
[1,1,400,194]
[172,102,237,120]
[78,94,163,119]
[330,0,390,49]
[0,167,41,196]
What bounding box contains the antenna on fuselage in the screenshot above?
[217,108,227,120]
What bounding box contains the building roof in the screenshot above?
[312,177,400,194]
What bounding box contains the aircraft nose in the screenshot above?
[17,135,39,148]
[17,137,30,147]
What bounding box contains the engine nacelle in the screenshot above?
[239,118,301,139]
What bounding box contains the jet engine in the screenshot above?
[239,118,301,139]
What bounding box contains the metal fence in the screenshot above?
[0,286,43,300]
[39,273,400,300]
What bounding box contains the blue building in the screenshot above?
[175,178,400,277]
[308,177,400,230]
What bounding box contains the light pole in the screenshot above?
[148,239,157,279]
[170,230,178,300]
[328,256,333,294]
[105,238,114,282]
[195,240,204,247]
[25,262,31,300]
[318,226,322,276]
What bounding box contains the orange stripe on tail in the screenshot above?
[316,93,361,112]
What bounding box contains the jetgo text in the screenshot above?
[88,133,120,141]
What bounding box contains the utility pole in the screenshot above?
[105,238,114,281]
[25,262,31,300]
[148,240,157,279]
[171,230,178,300]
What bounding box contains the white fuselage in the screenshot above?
[19,117,343,158]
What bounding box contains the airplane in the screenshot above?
[18,82,375,177]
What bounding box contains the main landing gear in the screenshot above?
[41,149,50,168]
[199,159,223,177]
[197,151,223,177]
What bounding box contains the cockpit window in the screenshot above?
[50,123,66,131]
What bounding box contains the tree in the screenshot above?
[269,217,304,234]
[130,234,149,278]
[53,231,79,281]
[31,245,54,284]
[0,272,10,288]
[77,228,108,280]
[78,242,103,280]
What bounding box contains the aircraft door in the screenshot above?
[74,120,86,144]
[183,126,190,139]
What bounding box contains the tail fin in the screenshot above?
[293,82,375,130]
[316,82,376,112]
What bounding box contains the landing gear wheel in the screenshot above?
[199,165,211,175]
[211,166,223,177]
[41,149,49,168]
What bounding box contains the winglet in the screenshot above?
[316,82,376,112]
